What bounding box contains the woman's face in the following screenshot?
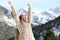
[21,15,28,22]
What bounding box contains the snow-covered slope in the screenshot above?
[0,6,16,27]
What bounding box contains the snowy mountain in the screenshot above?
[0,6,15,40]
[19,7,60,25]
[0,5,60,40]
[0,5,16,27]
[0,5,60,26]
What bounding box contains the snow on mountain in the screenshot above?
[0,14,16,27]
[52,26,60,36]
[42,6,60,17]
[0,6,16,27]
[3,15,16,27]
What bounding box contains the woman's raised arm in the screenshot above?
[8,0,20,24]
[28,4,32,24]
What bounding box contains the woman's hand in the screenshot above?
[8,0,12,5]
[27,4,32,8]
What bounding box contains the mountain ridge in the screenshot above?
[0,5,60,40]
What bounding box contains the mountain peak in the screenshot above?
[0,6,60,26]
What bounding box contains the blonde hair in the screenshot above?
[15,28,19,40]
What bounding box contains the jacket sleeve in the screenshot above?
[28,4,32,24]
[10,3,20,27]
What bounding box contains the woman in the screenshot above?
[8,0,35,40]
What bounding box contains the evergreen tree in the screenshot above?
[44,29,58,40]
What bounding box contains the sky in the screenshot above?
[0,0,60,11]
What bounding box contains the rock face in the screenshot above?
[0,6,15,40]
[0,21,15,40]
[32,16,60,40]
